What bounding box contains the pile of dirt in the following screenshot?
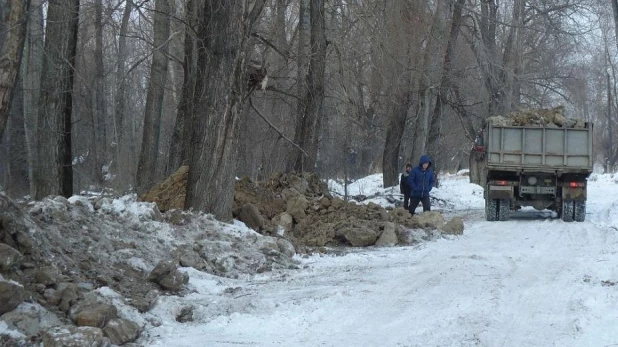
[229,172,463,250]
[487,106,586,128]
[138,165,188,211]
[139,168,463,250]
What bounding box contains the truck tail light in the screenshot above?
[497,180,508,186]
[568,182,585,188]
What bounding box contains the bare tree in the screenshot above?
[136,0,171,194]
[5,70,29,196]
[415,0,450,161]
[32,0,80,198]
[381,1,424,187]
[322,0,384,180]
[499,0,525,115]
[113,0,133,185]
[183,0,267,220]
[92,0,108,183]
[612,0,618,49]
[20,0,44,195]
[286,0,310,172]
[240,0,293,179]
[289,0,327,172]
[430,0,474,149]
[0,0,29,140]
[168,0,198,174]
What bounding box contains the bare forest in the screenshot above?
[1,0,617,219]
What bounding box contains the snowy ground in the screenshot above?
[141,172,618,347]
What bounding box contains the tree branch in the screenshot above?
[252,32,289,60]
[249,97,308,158]
[264,85,298,99]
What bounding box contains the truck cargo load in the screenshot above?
[469,107,593,222]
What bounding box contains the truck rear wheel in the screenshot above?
[498,199,510,221]
[561,200,574,222]
[485,198,498,221]
[486,199,510,221]
[574,201,586,222]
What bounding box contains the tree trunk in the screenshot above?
[608,72,614,168]
[274,0,288,57]
[136,0,171,194]
[478,0,501,116]
[22,0,43,194]
[612,0,618,50]
[428,0,465,158]
[287,0,310,171]
[32,0,79,199]
[471,0,525,117]
[0,0,29,140]
[7,69,29,197]
[290,0,327,172]
[93,0,107,183]
[380,0,421,188]
[499,0,525,115]
[168,0,198,174]
[416,0,450,159]
[382,93,413,187]
[114,0,132,185]
[184,0,266,220]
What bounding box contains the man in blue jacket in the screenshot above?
[407,155,434,216]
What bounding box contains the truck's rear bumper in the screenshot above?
[562,186,586,200]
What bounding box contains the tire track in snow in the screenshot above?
[467,217,618,346]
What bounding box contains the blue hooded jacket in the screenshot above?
[407,155,434,198]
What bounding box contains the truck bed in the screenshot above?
[486,123,593,172]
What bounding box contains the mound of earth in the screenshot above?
[233,173,464,249]
[487,106,586,128]
[138,165,188,211]
[140,168,464,251]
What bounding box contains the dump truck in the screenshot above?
[469,107,593,222]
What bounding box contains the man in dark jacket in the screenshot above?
[400,163,412,209]
[407,155,434,216]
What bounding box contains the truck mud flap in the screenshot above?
[562,187,586,200]
[487,185,513,200]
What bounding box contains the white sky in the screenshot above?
[133,171,618,347]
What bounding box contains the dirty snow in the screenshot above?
[138,171,618,346]
[328,174,386,197]
[0,321,24,339]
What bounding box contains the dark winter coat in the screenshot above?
[400,172,410,195]
[407,155,434,198]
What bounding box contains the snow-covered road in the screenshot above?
[144,174,618,347]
